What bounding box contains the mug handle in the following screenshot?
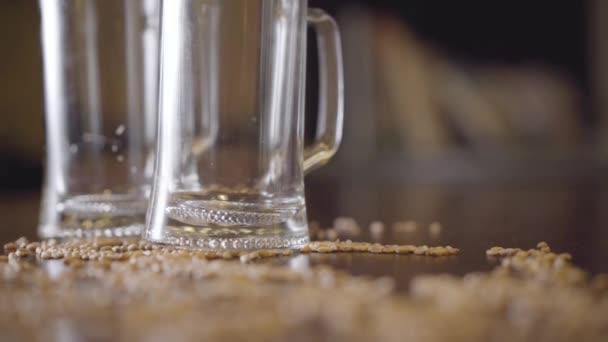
[304,8,344,174]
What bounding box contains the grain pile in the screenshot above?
[301,240,459,256]
[1,237,607,342]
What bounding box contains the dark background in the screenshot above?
[0,1,593,192]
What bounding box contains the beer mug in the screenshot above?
[144,0,343,250]
[38,0,160,238]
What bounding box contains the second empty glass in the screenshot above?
[39,0,160,238]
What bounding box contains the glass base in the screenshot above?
[62,194,147,217]
[39,194,147,239]
[146,229,310,251]
[146,194,310,251]
[39,222,143,239]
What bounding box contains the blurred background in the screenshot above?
[1,0,607,271]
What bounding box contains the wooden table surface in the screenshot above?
[2,172,607,291]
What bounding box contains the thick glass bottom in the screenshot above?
[146,191,310,250]
[39,214,145,239]
[146,228,310,251]
[39,222,144,239]
[146,206,310,251]
[39,194,147,239]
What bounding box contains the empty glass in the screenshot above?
[38,0,160,238]
[144,0,344,250]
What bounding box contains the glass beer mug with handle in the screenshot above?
[144,0,343,250]
[39,0,160,239]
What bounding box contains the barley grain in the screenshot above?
[413,246,429,255]
[15,248,32,258]
[26,242,40,252]
[94,238,123,248]
[15,237,29,248]
[396,245,416,254]
[368,243,384,253]
[3,242,16,254]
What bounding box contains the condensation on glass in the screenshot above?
[38,0,160,239]
[144,0,344,250]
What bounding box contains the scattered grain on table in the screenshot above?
[0,237,606,342]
